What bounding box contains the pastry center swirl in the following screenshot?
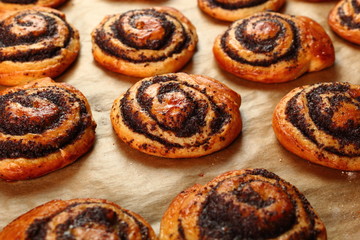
[286,83,360,157]
[150,86,195,129]
[221,13,300,67]
[94,8,193,63]
[119,13,173,50]
[120,75,230,148]
[3,95,60,134]
[0,10,74,62]
[0,86,91,159]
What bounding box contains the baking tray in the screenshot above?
[0,0,359,238]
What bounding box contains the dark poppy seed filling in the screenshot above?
[0,10,74,62]
[338,0,360,29]
[26,202,153,240]
[94,8,191,64]
[161,169,326,239]
[119,75,230,149]
[0,86,91,160]
[285,83,360,157]
[194,169,320,239]
[220,13,300,67]
[206,0,269,9]
[0,0,37,3]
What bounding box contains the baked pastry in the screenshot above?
[0,7,80,86]
[328,0,360,45]
[0,0,67,10]
[213,12,335,83]
[110,72,242,158]
[198,0,286,22]
[0,198,157,240]
[273,82,360,171]
[91,7,198,78]
[0,78,97,181]
[159,168,327,239]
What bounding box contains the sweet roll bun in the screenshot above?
[159,168,327,240]
[110,72,242,158]
[91,7,198,78]
[0,7,80,86]
[0,78,97,181]
[328,0,360,45]
[0,198,157,240]
[273,82,360,171]
[213,12,335,83]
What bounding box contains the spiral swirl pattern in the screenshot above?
[198,0,286,21]
[0,78,96,180]
[0,7,80,86]
[0,199,157,240]
[160,168,327,239]
[328,0,360,44]
[111,73,242,158]
[92,7,198,78]
[213,12,335,83]
[273,82,360,170]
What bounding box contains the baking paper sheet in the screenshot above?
[1,0,360,239]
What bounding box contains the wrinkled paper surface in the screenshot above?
[1,0,360,239]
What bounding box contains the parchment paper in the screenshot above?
[1,0,360,239]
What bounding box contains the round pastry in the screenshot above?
[213,12,335,83]
[0,7,80,86]
[110,72,242,158]
[91,7,198,78]
[273,82,360,171]
[0,0,67,10]
[328,0,360,45]
[159,168,327,239]
[0,198,157,240]
[0,78,97,181]
[198,0,286,22]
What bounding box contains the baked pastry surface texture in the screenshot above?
[0,7,80,86]
[328,0,360,45]
[273,82,360,171]
[91,7,198,78]
[0,0,67,10]
[110,72,242,158]
[198,0,286,22]
[159,168,327,240]
[213,12,335,83]
[0,78,97,181]
[0,198,157,240]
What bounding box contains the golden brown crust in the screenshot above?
[0,198,157,240]
[328,0,360,45]
[213,12,335,83]
[0,0,68,11]
[272,82,360,171]
[197,0,286,22]
[0,78,97,181]
[159,168,327,240]
[0,7,80,86]
[110,72,242,158]
[91,7,198,78]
